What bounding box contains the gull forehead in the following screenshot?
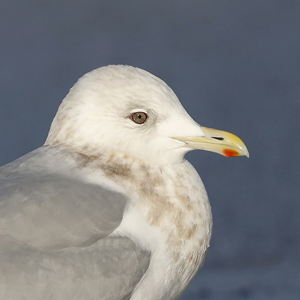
[69,65,184,110]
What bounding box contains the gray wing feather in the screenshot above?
[0,146,127,251]
[0,173,127,251]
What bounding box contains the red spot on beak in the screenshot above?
[223,149,239,157]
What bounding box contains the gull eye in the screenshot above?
[130,112,148,124]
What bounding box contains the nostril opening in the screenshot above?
[212,137,224,141]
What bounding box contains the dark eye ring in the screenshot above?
[130,112,148,124]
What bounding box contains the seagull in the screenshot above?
[0,65,249,300]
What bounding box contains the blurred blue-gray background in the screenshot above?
[0,1,299,299]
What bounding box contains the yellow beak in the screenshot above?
[174,127,249,157]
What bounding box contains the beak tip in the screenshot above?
[242,146,250,158]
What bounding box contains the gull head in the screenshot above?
[45,65,248,165]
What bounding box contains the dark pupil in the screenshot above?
[131,112,147,124]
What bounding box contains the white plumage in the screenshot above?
[0,65,248,299]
